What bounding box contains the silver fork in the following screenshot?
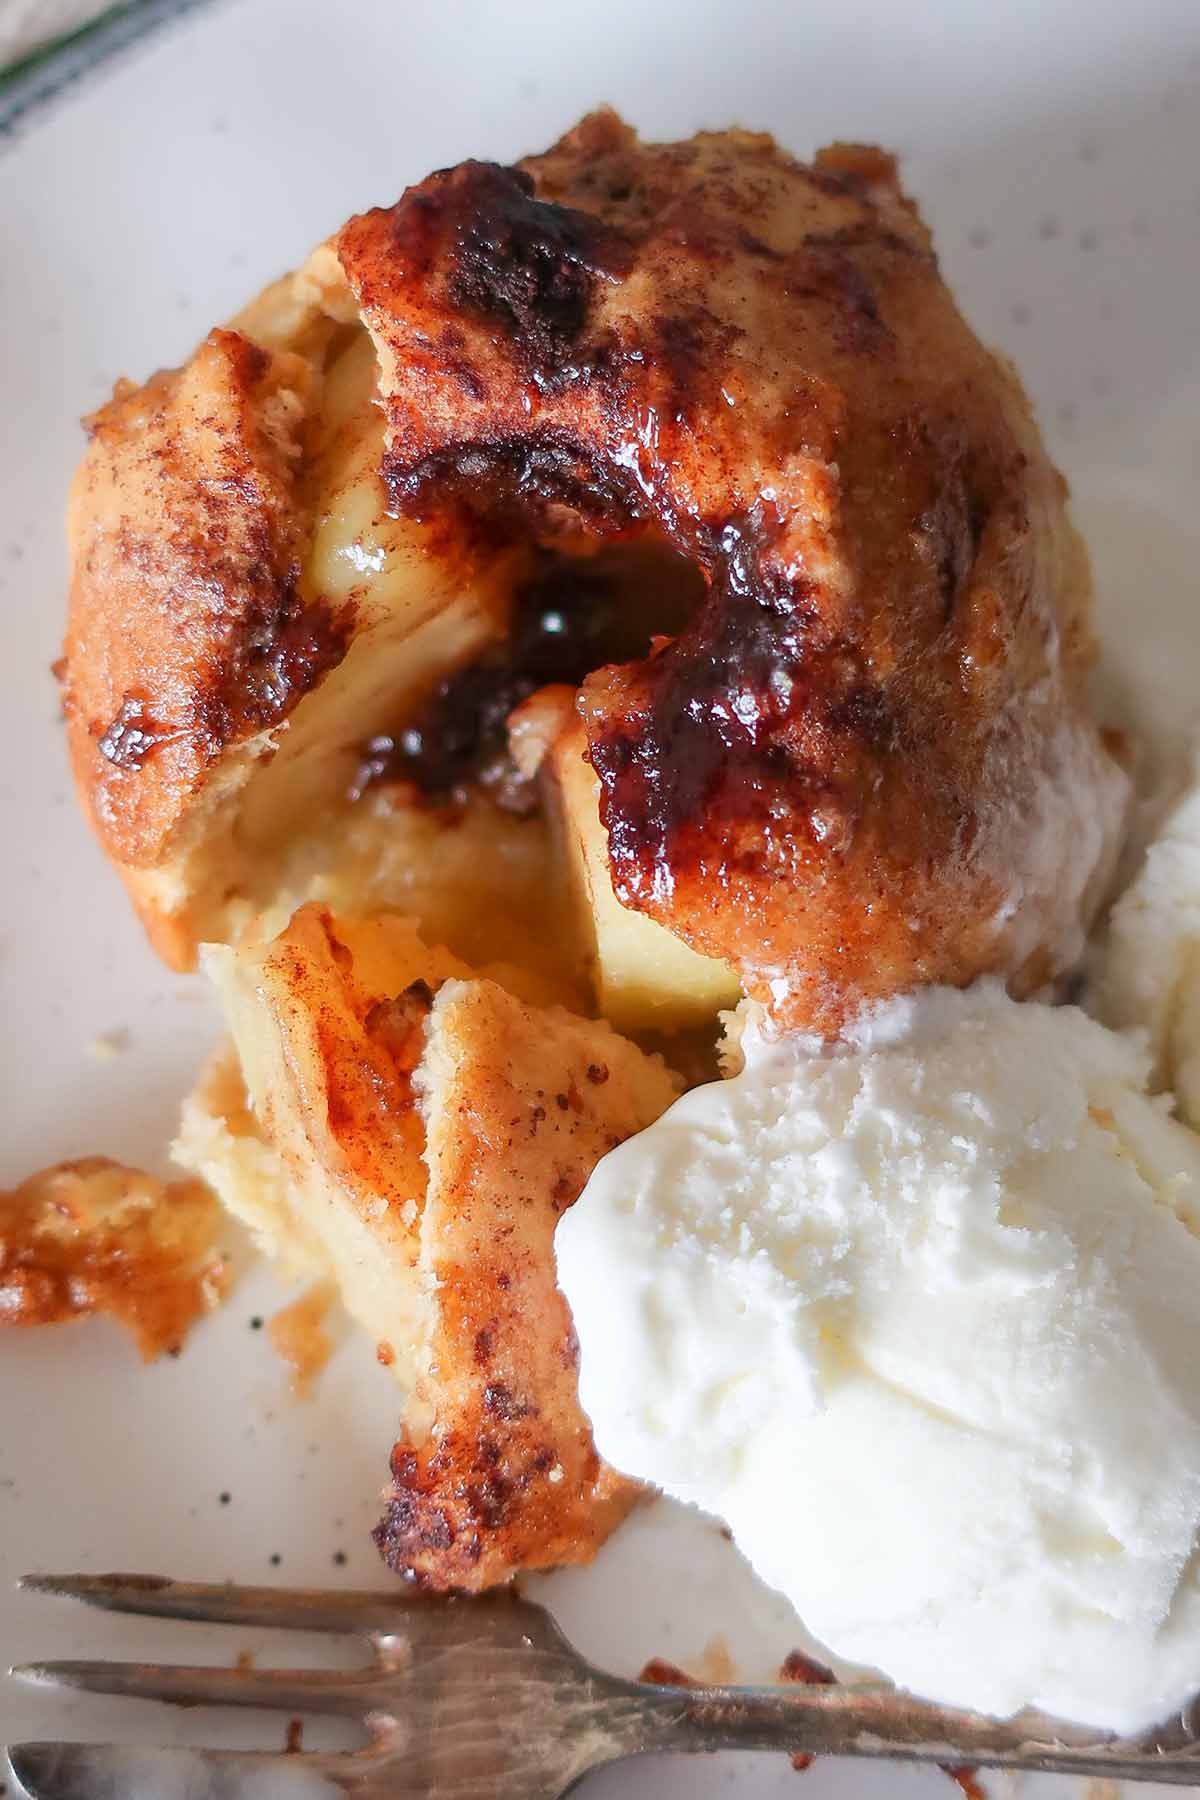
[9,1572,1200,1796]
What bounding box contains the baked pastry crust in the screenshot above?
[181,904,679,1587]
[341,113,1128,1029]
[62,112,1127,1031]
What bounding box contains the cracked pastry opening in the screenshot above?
[66,278,731,1031]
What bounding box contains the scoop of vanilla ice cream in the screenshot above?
[555,983,1200,1732]
[1100,739,1200,1128]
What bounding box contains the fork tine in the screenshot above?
[18,1573,414,1634]
[12,1660,387,1716]
[7,1741,391,1798]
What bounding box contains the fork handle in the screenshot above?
[633,1681,1200,1785]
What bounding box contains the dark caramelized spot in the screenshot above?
[378,1445,458,1560]
[211,584,353,740]
[376,1423,566,1575]
[353,542,704,810]
[588,513,898,908]
[384,428,647,526]
[482,1382,534,1420]
[97,696,179,770]
[441,162,632,387]
[652,308,742,397]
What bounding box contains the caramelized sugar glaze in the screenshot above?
[353,543,703,810]
[341,112,1126,1031]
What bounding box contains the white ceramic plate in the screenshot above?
[3,1,1200,1793]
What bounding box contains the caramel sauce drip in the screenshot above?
[0,1157,229,1359]
[352,543,703,812]
[267,1280,337,1396]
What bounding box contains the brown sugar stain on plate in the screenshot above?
[267,1279,338,1395]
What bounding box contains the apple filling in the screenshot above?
[199,308,740,1035]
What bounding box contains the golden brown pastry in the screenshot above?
[177,904,679,1586]
[375,974,667,1586]
[61,112,1127,1035]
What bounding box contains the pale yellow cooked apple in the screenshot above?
[545,715,742,1034]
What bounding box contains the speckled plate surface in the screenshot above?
[2,2,1200,1794]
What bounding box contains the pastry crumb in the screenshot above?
[268,1280,337,1395]
[0,1158,229,1357]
